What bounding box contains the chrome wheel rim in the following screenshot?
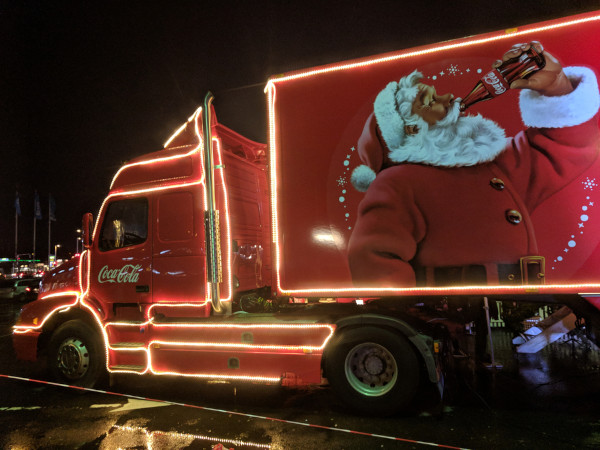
[344,342,397,397]
[56,338,90,380]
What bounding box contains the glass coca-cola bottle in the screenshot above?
[459,46,546,112]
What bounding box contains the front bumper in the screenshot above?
[12,330,41,361]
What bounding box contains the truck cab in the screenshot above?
[88,106,271,323]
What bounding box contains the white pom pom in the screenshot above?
[351,165,377,192]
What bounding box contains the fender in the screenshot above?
[331,314,439,384]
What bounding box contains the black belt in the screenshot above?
[414,256,545,287]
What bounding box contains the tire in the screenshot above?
[325,326,420,416]
[48,320,106,388]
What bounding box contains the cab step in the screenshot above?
[111,342,145,349]
[109,365,146,372]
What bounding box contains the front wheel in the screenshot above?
[325,327,420,416]
[48,320,106,388]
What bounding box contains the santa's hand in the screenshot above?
[492,41,573,97]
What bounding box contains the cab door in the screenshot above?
[90,196,152,316]
[151,189,207,308]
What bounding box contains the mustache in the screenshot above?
[432,99,462,128]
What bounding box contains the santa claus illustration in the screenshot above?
[348,42,600,287]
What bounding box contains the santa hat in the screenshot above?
[351,71,422,192]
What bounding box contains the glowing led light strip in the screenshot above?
[13,294,80,331]
[38,290,81,301]
[79,297,117,374]
[78,250,88,294]
[272,283,600,296]
[94,179,206,246]
[147,368,281,383]
[149,339,328,352]
[110,108,203,189]
[105,322,334,378]
[267,83,284,292]
[266,14,600,86]
[148,322,334,330]
[163,109,203,148]
[267,12,600,296]
[109,147,199,189]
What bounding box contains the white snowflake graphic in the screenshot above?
[337,176,346,186]
[447,64,459,76]
[583,177,597,190]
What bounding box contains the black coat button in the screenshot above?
[490,178,505,190]
[506,209,522,224]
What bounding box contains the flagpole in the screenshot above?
[15,210,18,270]
[33,217,36,261]
[48,196,51,266]
[14,192,20,274]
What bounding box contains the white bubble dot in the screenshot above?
[342,189,346,194]
[477,68,482,73]
[339,196,345,203]
[343,160,349,166]
[582,206,588,211]
[581,214,589,222]
[568,240,576,248]
[557,256,563,261]
[345,213,349,217]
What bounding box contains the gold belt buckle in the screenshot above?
[520,256,545,285]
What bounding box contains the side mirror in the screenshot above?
[82,213,94,249]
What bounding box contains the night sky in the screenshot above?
[2,0,599,264]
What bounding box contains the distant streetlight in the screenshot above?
[76,229,82,253]
[54,244,61,266]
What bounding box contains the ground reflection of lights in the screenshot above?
[109,424,271,449]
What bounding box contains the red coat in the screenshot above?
[348,112,600,287]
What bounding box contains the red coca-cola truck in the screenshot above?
[13,10,600,415]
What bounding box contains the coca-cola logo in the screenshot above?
[482,70,507,96]
[98,264,142,284]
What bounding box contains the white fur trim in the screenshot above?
[351,165,377,192]
[374,81,405,149]
[519,66,600,128]
[374,71,422,151]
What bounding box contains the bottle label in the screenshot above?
[481,69,509,97]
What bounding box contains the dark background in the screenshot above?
[1,0,599,263]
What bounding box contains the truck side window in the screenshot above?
[99,198,148,251]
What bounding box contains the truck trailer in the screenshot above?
[13,10,600,416]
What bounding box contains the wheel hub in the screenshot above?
[56,338,90,380]
[345,342,398,397]
[363,354,385,375]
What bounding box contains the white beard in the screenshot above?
[387,101,508,167]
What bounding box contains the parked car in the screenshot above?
[0,278,40,302]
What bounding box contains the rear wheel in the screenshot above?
[48,320,105,388]
[325,327,420,416]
